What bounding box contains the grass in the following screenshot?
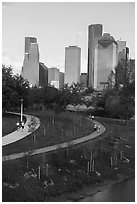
[2,114,135,202]
[2,110,94,156]
[2,113,21,136]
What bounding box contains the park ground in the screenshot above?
[2,113,20,136]
[2,110,94,155]
[2,110,135,202]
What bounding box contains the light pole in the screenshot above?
[21,98,23,123]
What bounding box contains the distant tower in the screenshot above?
[65,46,81,85]
[117,40,126,61]
[22,37,39,86]
[59,72,64,89]
[25,37,37,53]
[87,24,103,87]
[22,37,48,87]
[48,67,60,89]
[94,33,118,90]
[80,73,87,87]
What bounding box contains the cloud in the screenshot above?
[2,5,8,10]
[43,56,87,74]
[43,56,65,73]
[2,55,23,75]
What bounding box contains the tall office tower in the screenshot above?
[94,33,118,90]
[25,37,37,53]
[48,67,60,89]
[65,46,81,85]
[22,37,39,86]
[39,62,48,87]
[117,40,126,61]
[87,24,103,87]
[59,72,64,89]
[80,73,87,87]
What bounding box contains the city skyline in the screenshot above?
[2,2,135,74]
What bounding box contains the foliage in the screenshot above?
[63,83,83,105]
[28,86,44,105]
[28,83,84,120]
[83,86,94,95]
[118,87,135,122]
[89,59,135,120]
[2,65,29,111]
[105,96,120,118]
[115,59,135,89]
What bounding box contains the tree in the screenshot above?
[107,71,115,89]
[84,86,94,95]
[2,65,29,112]
[28,86,44,107]
[105,96,120,118]
[115,59,135,90]
[2,65,14,111]
[118,87,135,123]
[66,83,83,106]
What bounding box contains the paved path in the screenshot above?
[2,112,40,146]
[2,119,105,162]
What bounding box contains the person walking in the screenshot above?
[21,121,25,131]
[94,124,97,131]
[16,121,20,131]
[92,115,95,120]
[97,124,100,133]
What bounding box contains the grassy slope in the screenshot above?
[3,110,94,156]
[2,116,135,202]
[45,118,135,201]
[2,114,21,136]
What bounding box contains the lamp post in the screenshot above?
[21,98,23,123]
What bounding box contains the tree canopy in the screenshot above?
[2,65,29,112]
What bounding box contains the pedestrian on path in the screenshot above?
[92,115,95,120]
[21,121,25,131]
[97,124,100,133]
[16,121,20,131]
[94,124,97,131]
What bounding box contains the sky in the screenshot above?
[2,2,135,74]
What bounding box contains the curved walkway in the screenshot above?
[2,119,105,162]
[2,112,40,146]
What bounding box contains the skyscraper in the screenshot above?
[117,40,126,61]
[48,67,60,89]
[22,37,39,86]
[80,73,87,87]
[39,62,48,87]
[59,72,64,89]
[94,33,118,90]
[25,37,37,53]
[65,46,81,85]
[87,24,103,87]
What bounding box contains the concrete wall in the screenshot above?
[65,46,81,85]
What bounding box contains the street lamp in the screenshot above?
[21,98,23,123]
